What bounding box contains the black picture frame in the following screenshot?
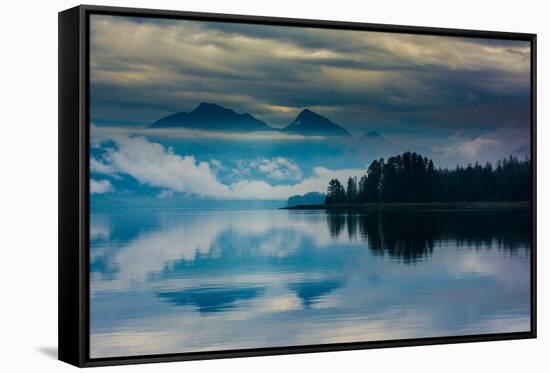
[58,4,537,367]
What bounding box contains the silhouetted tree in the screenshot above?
[324,153,531,204]
[325,178,347,204]
[365,159,383,202]
[346,176,358,202]
[357,175,368,203]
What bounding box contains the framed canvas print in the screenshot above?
[58,5,537,367]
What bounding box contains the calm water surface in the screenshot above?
[89,208,531,358]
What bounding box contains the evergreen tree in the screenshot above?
[357,175,369,202]
[323,153,531,204]
[346,176,358,202]
[325,178,347,204]
[364,159,382,202]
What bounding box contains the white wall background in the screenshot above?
[0,0,546,371]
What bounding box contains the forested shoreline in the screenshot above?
[325,152,531,204]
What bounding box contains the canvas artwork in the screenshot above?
[88,14,532,358]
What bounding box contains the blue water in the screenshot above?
[89,208,531,358]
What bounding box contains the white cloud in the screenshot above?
[441,126,530,163]
[209,159,224,173]
[446,137,500,160]
[96,135,365,200]
[90,156,120,178]
[228,166,364,200]
[90,179,114,194]
[103,136,230,198]
[157,189,174,199]
[254,157,302,181]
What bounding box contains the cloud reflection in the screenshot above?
[90,208,531,358]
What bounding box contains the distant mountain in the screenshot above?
[283,109,351,137]
[149,102,274,132]
[287,192,326,207]
[361,131,395,146]
[354,130,402,159]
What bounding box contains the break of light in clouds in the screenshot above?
[90,15,530,135]
[89,14,531,179]
[87,15,532,358]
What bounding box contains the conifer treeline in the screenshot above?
[325,152,531,204]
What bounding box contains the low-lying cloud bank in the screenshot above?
[91,135,364,200]
[438,125,530,164]
[92,125,327,141]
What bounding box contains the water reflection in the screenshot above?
[157,286,265,314]
[90,208,531,358]
[289,279,344,308]
[326,209,530,263]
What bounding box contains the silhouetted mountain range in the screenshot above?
[149,103,353,137]
[149,102,272,132]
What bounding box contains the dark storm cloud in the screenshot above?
[89,14,531,159]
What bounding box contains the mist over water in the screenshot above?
[89,207,530,358]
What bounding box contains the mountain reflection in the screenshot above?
[326,209,531,264]
[289,279,344,308]
[156,286,264,314]
[90,208,531,285]
[90,209,531,356]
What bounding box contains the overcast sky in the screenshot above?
[90,14,531,154]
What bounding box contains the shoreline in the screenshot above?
[281,201,531,210]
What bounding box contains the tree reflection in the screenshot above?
[327,211,346,238]
[326,208,531,264]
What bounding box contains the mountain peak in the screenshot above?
[284,109,351,137]
[295,108,323,121]
[197,102,216,108]
[193,102,232,114]
[149,102,273,132]
[361,130,397,149]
